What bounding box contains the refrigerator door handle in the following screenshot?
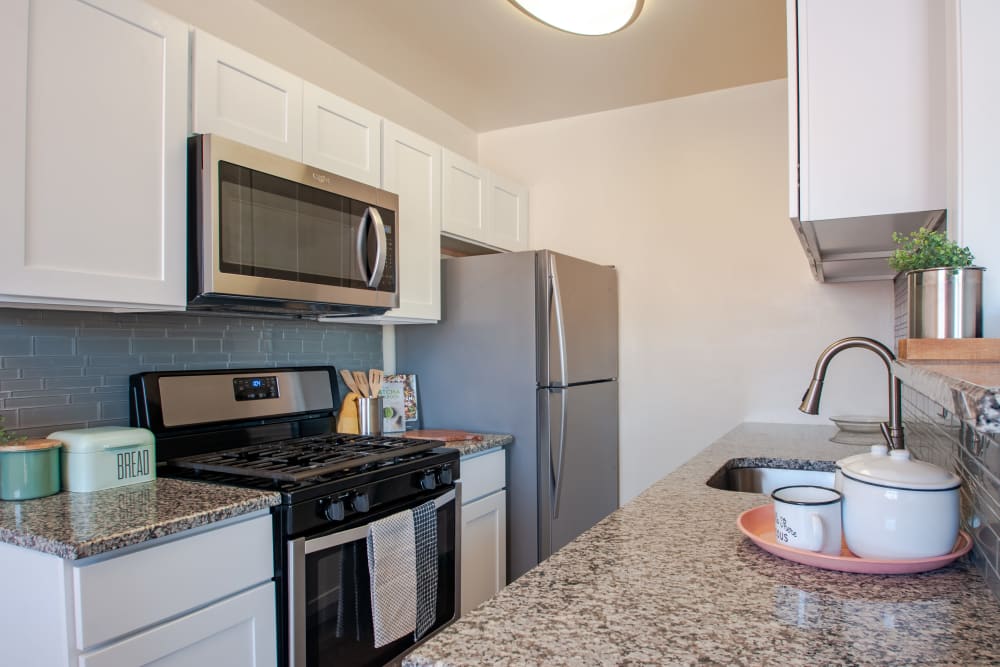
[550,389,568,519]
[550,254,569,386]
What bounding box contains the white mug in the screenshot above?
[771,485,843,555]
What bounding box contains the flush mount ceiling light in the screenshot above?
[510,0,644,36]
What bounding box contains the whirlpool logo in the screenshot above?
[311,171,333,187]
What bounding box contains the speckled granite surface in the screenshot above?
[445,434,512,458]
[894,360,1000,434]
[405,423,1000,667]
[0,478,279,560]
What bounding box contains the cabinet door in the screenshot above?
[79,582,276,667]
[795,0,944,221]
[487,174,529,251]
[461,490,507,615]
[302,82,381,187]
[192,29,303,161]
[380,122,442,321]
[442,150,489,243]
[0,0,187,310]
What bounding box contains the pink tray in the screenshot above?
[737,504,972,574]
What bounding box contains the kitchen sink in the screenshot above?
[706,459,835,495]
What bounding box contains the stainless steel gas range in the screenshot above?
[129,366,460,667]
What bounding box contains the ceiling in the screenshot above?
[255,0,788,132]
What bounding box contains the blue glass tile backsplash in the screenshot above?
[0,308,381,437]
[903,385,1000,601]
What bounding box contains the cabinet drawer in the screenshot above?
[79,582,276,667]
[460,448,506,503]
[74,514,273,650]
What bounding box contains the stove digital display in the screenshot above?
[233,376,279,401]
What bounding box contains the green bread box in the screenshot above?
[48,427,156,493]
[0,439,62,500]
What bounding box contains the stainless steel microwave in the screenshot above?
[188,134,399,317]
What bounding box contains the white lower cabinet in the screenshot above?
[460,448,507,615]
[79,583,275,667]
[0,513,276,667]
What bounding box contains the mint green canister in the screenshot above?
[0,439,62,500]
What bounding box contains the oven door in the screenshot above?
[287,487,458,667]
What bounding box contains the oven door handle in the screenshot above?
[303,488,455,555]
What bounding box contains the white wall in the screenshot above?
[479,79,895,502]
[147,0,477,159]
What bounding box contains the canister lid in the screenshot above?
[0,438,62,452]
[47,426,154,453]
[841,446,961,491]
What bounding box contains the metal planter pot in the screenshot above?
[907,267,984,339]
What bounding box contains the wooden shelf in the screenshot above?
[897,339,1000,361]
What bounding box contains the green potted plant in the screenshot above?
[889,228,984,339]
[0,417,62,500]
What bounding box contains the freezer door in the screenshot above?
[538,381,619,560]
[538,251,618,387]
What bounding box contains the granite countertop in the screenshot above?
[405,423,1000,666]
[444,433,512,458]
[0,478,280,560]
[894,359,1000,434]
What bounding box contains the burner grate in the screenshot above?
[168,434,441,482]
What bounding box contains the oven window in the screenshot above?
[303,501,456,667]
[218,161,393,290]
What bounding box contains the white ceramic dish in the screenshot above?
[829,431,884,446]
[840,448,961,559]
[829,415,886,434]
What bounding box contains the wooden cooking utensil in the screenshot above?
[353,370,370,398]
[340,369,360,395]
[368,369,383,397]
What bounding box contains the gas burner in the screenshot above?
[168,434,440,482]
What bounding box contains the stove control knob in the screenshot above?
[324,499,346,522]
[351,492,370,513]
[419,471,438,491]
[437,466,453,485]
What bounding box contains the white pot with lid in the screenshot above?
[839,446,961,560]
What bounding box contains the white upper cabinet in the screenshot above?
[302,82,381,188]
[378,122,442,321]
[339,121,443,324]
[788,0,945,282]
[0,0,187,311]
[442,150,530,252]
[488,174,529,251]
[442,149,490,242]
[191,29,303,161]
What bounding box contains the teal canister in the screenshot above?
[0,439,62,500]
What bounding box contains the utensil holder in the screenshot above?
[358,397,383,436]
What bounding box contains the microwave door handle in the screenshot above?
[366,207,388,288]
[355,208,372,285]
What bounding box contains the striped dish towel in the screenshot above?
[367,510,417,647]
[412,500,438,639]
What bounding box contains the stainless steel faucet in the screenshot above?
[799,337,904,449]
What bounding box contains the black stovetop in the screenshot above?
[167,433,441,482]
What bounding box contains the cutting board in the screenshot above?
[897,338,1000,361]
[404,429,483,443]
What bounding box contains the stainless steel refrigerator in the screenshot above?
[396,250,619,581]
